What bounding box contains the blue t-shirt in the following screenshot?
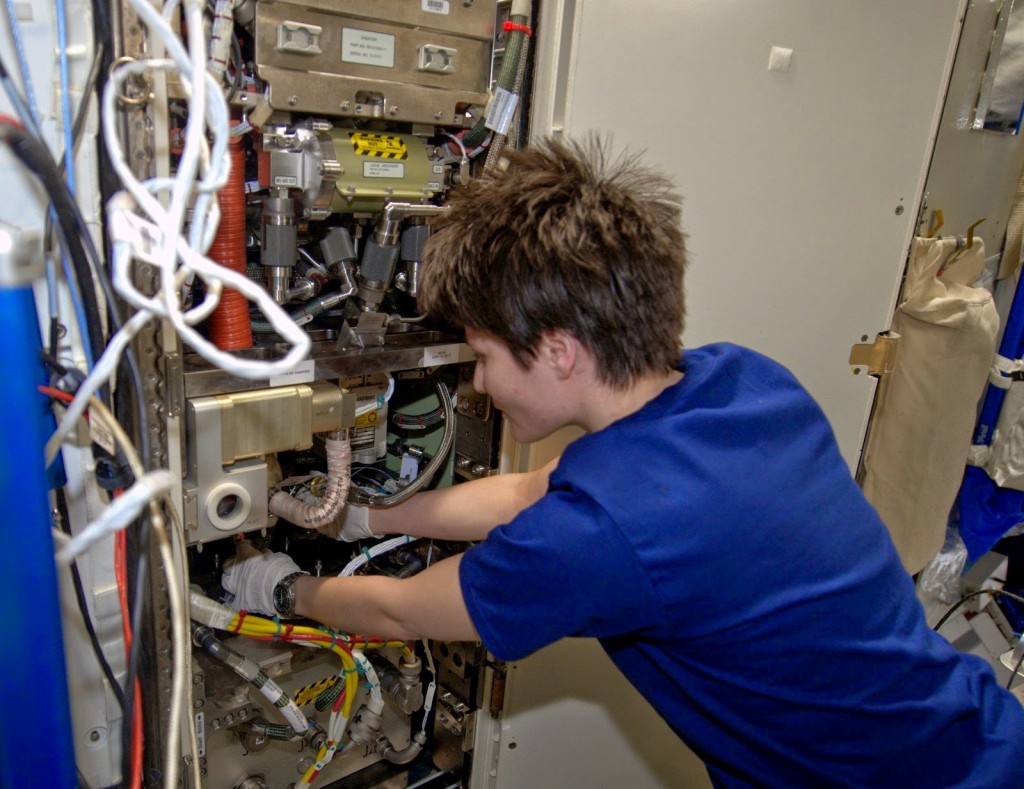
[460,343,1024,788]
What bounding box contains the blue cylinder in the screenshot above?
[0,280,76,788]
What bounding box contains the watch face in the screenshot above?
[273,582,290,615]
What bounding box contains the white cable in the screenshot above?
[46,309,153,464]
[73,396,188,789]
[352,650,384,715]
[338,536,419,577]
[56,470,174,564]
[207,0,234,80]
[99,0,310,386]
[420,639,437,735]
[354,373,395,417]
[166,505,202,789]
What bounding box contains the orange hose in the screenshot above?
[207,133,253,350]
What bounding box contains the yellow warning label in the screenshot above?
[294,674,339,707]
[349,132,408,160]
[355,409,378,427]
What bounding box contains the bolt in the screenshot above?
[193,698,204,710]
[341,101,351,110]
[89,729,102,743]
[210,718,221,731]
[193,674,203,685]
[895,205,905,216]
[390,106,399,116]
[224,713,235,725]
[288,95,298,106]
[434,111,443,119]
[238,708,248,720]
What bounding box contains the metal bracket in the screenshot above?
[849,332,900,377]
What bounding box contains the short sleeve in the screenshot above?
[459,485,664,661]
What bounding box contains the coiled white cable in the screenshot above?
[96,0,310,382]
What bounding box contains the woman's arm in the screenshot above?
[294,554,477,643]
[368,456,559,541]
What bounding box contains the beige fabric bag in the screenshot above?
[861,236,999,575]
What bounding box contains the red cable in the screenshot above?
[38,385,75,405]
[115,526,144,789]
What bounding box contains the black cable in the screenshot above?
[1007,650,1024,690]
[0,108,151,471]
[226,32,244,104]
[0,119,107,386]
[0,50,40,135]
[120,515,151,788]
[54,487,126,707]
[67,43,104,170]
[932,588,1024,633]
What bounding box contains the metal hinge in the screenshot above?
[848,332,900,377]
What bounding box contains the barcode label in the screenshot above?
[423,0,450,14]
[485,87,519,135]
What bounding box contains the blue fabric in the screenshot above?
[957,465,1024,560]
[460,343,1024,788]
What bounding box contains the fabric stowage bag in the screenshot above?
[860,236,998,575]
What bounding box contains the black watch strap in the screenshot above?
[272,571,307,618]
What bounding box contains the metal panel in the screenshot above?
[532,0,965,468]
[919,0,1024,258]
[496,640,711,789]
[255,0,495,123]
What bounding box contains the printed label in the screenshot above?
[269,359,315,387]
[342,27,395,68]
[422,344,460,367]
[485,87,519,135]
[89,414,116,456]
[363,161,405,179]
[422,0,450,14]
[273,175,298,187]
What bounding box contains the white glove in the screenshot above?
[221,542,304,616]
[321,504,376,542]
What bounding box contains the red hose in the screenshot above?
[207,133,253,350]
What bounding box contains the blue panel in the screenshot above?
[0,282,76,788]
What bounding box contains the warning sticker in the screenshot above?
[349,132,408,160]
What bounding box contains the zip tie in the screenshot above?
[231,610,248,632]
[323,628,340,650]
[503,20,533,36]
[362,546,373,563]
[272,616,283,641]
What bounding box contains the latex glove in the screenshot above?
[221,541,304,616]
[319,504,376,542]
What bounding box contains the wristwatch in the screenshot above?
[272,572,308,618]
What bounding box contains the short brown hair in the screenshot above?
[419,136,687,387]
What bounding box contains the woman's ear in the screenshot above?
[536,329,580,380]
